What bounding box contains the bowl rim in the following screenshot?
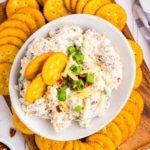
[9,14,136,140]
[0,138,16,150]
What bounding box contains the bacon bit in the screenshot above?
[57,78,65,87]
[56,105,63,112]
[9,128,16,137]
[91,101,97,105]
[117,77,121,82]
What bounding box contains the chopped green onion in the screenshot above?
[75,116,81,121]
[74,105,82,113]
[82,123,87,128]
[86,74,94,84]
[57,90,66,101]
[73,53,84,63]
[67,46,76,54]
[70,65,83,75]
[72,79,84,90]
[103,88,107,95]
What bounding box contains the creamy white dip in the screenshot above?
[18,25,122,132]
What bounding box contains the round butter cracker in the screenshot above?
[6,0,39,17]
[0,63,12,95]
[95,3,127,30]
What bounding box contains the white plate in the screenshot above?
[0,96,27,150]
[9,14,136,141]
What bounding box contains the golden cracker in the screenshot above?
[86,133,115,150]
[35,134,47,150]
[42,52,67,85]
[0,44,19,63]
[0,36,24,48]
[0,19,31,36]
[6,0,40,17]
[62,140,73,150]
[82,143,93,150]
[75,0,89,13]
[72,140,80,150]
[70,0,78,13]
[43,0,70,22]
[86,142,103,150]
[0,27,28,42]
[78,141,86,150]
[24,52,53,80]
[128,40,143,68]
[95,3,127,30]
[117,110,137,138]
[82,0,111,15]
[25,74,47,103]
[0,63,12,95]
[43,138,65,150]
[12,107,34,134]
[8,13,38,33]
[129,90,144,113]
[98,122,122,147]
[16,7,46,28]
[133,67,143,89]
[112,116,128,143]
[123,101,141,125]
[63,0,72,12]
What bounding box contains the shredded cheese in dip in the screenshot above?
[18,25,122,132]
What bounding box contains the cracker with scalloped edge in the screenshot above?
[82,0,111,15]
[0,19,31,36]
[129,90,144,113]
[0,63,12,95]
[0,44,19,63]
[35,134,47,150]
[133,67,143,89]
[8,13,38,33]
[62,140,73,150]
[86,133,115,150]
[43,0,70,22]
[43,138,65,150]
[25,74,47,103]
[86,141,103,150]
[117,110,137,138]
[0,27,28,42]
[24,52,53,80]
[112,116,128,144]
[12,107,34,134]
[0,36,24,48]
[78,141,86,150]
[95,3,127,30]
[70,0,78,13]
[6,0,39,17]
[42,52,67,85]
[16,7,46,28]
[75,0,89,13]
[63,0,72,12]
[128,40,143,68]
[82,143,93,150]
[123,101,141,125]
[72,140,80,150]
[98,122,122,147]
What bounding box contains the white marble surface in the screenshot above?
[116,0,150,70]
[0,96,28,150]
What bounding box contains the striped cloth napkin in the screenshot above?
[133,0,150,44]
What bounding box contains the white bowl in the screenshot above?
[9,14,136,141]
[0,138,15,150]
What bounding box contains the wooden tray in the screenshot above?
[1,1,150,150]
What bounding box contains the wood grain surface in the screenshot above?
[1,1,150,150]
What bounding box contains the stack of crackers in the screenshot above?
[0,0,144,149]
